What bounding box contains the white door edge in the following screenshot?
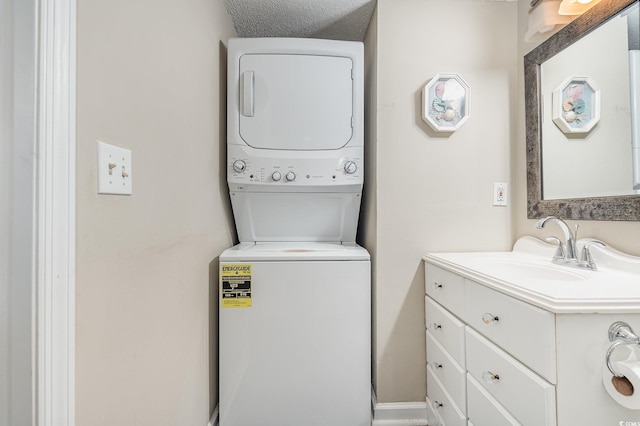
[37,0,76,425]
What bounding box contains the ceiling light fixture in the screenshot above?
[558,0,602,15]
[525,0,573,42]
[525,0,604,42]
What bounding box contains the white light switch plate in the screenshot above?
[98,141,132,195]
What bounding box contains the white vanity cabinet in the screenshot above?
[425,262,556,425]
[424,249,640,426]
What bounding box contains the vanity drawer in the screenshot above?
[426,397,445,426]
[466,328,556,426]
[426,330,466,413]
[427,365,466,426]
[425,297,466,367]
[467,373,520,426]
[462,279,557,383]
[425,263,465,317]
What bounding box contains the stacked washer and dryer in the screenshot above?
[218,38,371,425]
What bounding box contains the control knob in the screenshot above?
[272,171,282,181]
[344,160,358,174]
[232,159,246,173]
[285,171,296,182]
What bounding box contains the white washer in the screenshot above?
[219,242,371,426]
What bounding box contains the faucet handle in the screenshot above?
[584,240,605,250]
[580,240,606,270]
[545,236,565,260]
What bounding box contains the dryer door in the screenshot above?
[238,54,353,150]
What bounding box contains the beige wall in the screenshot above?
[367,0,517,402]
[76,1,236,424]
[74,0,640,416]
[515,0,640,256]
[361,1,378,393]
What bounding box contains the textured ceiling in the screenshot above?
[223,0,377,41]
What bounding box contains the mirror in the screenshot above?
[525,0,640,220]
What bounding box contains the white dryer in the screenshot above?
[219,38,370,426]
[225,37,364,243]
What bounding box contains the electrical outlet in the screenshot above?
[98,141,132,195]
[493,182,508,206]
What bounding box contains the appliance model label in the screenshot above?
[221,264,252,308]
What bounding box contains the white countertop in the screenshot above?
[423,236,640,314]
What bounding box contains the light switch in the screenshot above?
[97,141,132,195]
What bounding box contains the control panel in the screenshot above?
[227,145,363,188]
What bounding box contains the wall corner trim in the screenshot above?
[37,0,76,425]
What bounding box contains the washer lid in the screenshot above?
[220,242,370,262]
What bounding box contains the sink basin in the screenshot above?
[424,236,640,313]
[479,259,590,282]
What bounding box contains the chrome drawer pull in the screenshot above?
[430,323,442,331]
[433,282,443,289]
[482,313,500,324]
[482,370,500,383]
[433,400,444,409]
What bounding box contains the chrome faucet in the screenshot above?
[535,216,605,270]
[536,216,577,262]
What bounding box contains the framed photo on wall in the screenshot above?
[552,76,601,134]
[422,73,470,133]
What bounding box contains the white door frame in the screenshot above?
[37,0,76,425]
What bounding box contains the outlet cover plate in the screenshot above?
[493,182,508,206]
[98,141,132,195]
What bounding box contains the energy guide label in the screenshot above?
[221,264,252,308]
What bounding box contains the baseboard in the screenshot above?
[371,387,428,426]
[210,394,428,426]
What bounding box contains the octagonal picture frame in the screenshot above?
[552,76,601,134]
[422,73,470,133]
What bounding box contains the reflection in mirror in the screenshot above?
[525,0,640,220]
[541,11,633,200]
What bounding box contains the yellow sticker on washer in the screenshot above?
[221,264,252,308]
